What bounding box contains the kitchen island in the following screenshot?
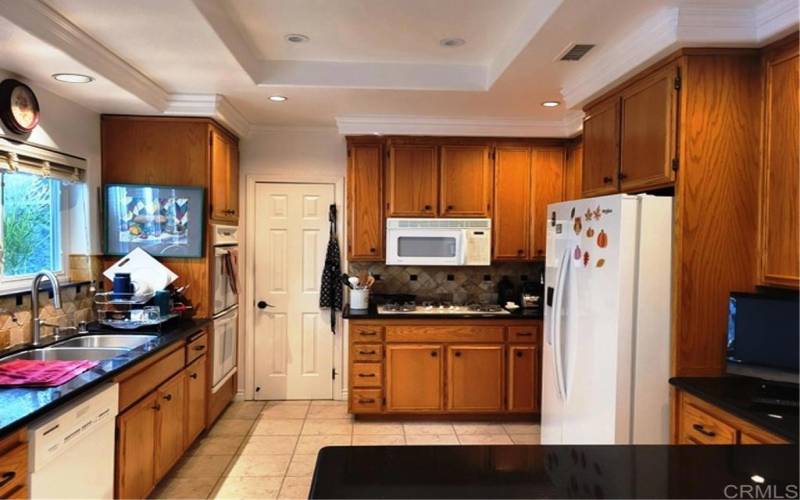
[310,444,799,499]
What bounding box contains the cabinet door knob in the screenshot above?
[360,331,377,336]
[0,471,15,488]
[516,351,524,358]
[454,351,461,357]
[193,345,205,351]
[603,176,613,184]
[447,205,454,211]
[537,249,544,255]
[358,398,375,404]
[516,332,533,337]
[619,172,628,180]
[359,350,377,355]
[692,424,716,437]
[163,394,172,401]
[430,351,438,357]
[517,249,524,255]
[152,403,161,411]
[358,373,376,378]
[370,247,376,253]
[190,373,198,379]
[424,205,432,210]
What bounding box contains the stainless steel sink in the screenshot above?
[2,347,130,362]
[54,335,157,350]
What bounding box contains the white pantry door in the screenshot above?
[253,182,336,400]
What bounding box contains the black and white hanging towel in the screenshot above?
[319,204,342,333]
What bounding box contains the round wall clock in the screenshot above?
[0,79,40,134]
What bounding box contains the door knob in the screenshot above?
[257,301,274,309]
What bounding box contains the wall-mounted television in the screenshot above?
[104,183,205,258]
[726,292,799,385]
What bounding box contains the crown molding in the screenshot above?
[561,7,680,109]
[756,0,800,43]
[249,125,339,134]
[0,0,169,111]
[164,94,251,137]
[335,114,582,138]
[561,2,799,109]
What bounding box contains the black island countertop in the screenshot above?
[343,304,543,320]
[0,318,209,439]
[670,376,798,443]
[311,444,799,499]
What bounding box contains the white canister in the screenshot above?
[350,288,369,310]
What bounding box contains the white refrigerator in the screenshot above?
[541,194,673,445]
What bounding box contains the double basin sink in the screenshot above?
[1,334,158,363]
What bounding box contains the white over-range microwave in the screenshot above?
[385,218,491,266]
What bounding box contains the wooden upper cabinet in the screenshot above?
[347,142,384,261]
[619,63,678,191]
[531,148,565,258]
[116,393,158,499]
[209,126,239,223]
[385,344,443,412]
[154,372,186,480]
[563,138,583,202]
[493,146,531,260]
[508,345,539,413]
[439,145,493,217]
[582,98,620,197]
[386,144,438,217]
[446,344,504,412]
[759,39,799,288]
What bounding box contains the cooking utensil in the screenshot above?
[365,275,376,288]
[341,273,354,289]
[348,276,360,288]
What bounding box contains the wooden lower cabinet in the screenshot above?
[386,344,443,412]
[350,319,542,415]
[0,430,28,500]
[117,393,158,499]
[447,345,504,412]
[116,331,211,498]
[185,355,208,447]
[675,391,788,445]
[508,345,540,413]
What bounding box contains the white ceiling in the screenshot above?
[0,0,796,137]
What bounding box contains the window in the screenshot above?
[0,171,62,278]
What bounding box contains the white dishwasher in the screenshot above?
[28,383,119,499]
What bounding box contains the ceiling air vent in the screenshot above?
[558,43,595,61]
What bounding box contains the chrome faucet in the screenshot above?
[31,270,62,346]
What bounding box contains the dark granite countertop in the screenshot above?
[310,444,799,499]
[670,376,798,442]
[344,304,543,320]
[0,318,209,439]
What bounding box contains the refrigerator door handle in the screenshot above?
[551,246,570,401]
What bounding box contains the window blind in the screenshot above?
[0,137,86,183]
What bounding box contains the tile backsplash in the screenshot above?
[0,254,103,350]
[349,262,544,304]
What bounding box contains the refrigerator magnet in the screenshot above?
[583,250,590,267]
[573,217,582,235]
[584,208,593,221]
[574,245,582,260]
[593,206,602,219]
[586,227,595,238]
[597,229,608,248]
[596,258,606,268]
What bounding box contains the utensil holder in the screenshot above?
[351,288,369,310]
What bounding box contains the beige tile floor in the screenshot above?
[151,400,541,499]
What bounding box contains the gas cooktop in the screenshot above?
[377,302,511,315]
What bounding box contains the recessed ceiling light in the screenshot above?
[269,95,288,102]
[541,101,561,107]
[52,73,94,83]
[285,33,309,43]
[440,37,465,48]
